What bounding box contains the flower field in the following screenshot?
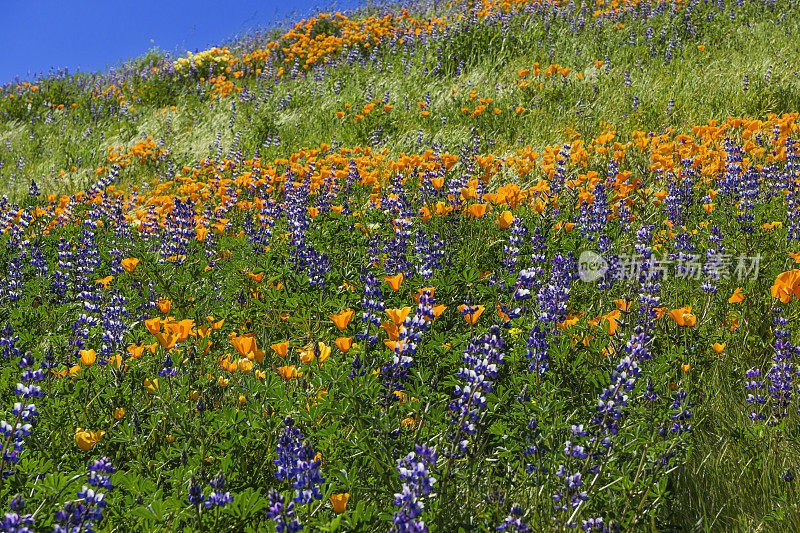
[1,0,800,530]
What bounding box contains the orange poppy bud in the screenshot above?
[79,349,96,366]
[157,298,171,314]
[144,378,159,393]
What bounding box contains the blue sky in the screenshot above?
[2,0,361,85]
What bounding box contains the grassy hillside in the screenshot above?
[0,0,800,530]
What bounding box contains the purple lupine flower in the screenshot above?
[204,472,233,509]
[160,197,196,265]
[267,490,302,533]
[274,417,325,506]
[381,289,435,405]
[357,271,384,347]
[391,444,437,533]
[744,367,766,421]
[503,218,527,277]
[53,457,115,532]
[449,325,507,454]
[496,504,531,532]
[1,493,34,532]
[99,291,129,363]
[670,389,694,434]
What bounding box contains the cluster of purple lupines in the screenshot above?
[274,417,325,507]
[496,504,532,532]
[0,494,34,532]
[0,346,42,479]
[503,217,528,277]
[53,457,115,533]
[390,443,437,533]
[187,472,234,510]
[160,197,196,265]
[381,289,436,405]
[449,324,507,455]
[766,308,796,422]
[357,271,384,346]
[413,229,445,279]
[266,490,302,533]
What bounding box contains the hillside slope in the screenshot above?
[0,0,800,531]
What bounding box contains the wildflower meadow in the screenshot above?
[1,0,800,530]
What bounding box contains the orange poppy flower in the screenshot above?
[771,270,800,303]
[206,316,225,330]
[299,342,331,364]
[95,276,113,289]
[468,203,487,218]
[121,257,140,273]
[381,321,400,341]
[329,309,355,331]
[498,210,514,229]
[384,273,404,291]
[668,307,697,327]
[386,307,412,326]
[278,365,302,380]
[231,334,257,358]
[613,299,633,311]
[712,342,725,354]
[652,307,668,320]
[75,428,105,452]
[154,328,177,349]
[248,271,264,283]
[728,288,744,303]
[429,305,447,321]
[330,493,350,514]
[457,304,485,325]
[165,319,194,344]
[271,341,289,358]
[127,344,145,359]
[335,337,353,353]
